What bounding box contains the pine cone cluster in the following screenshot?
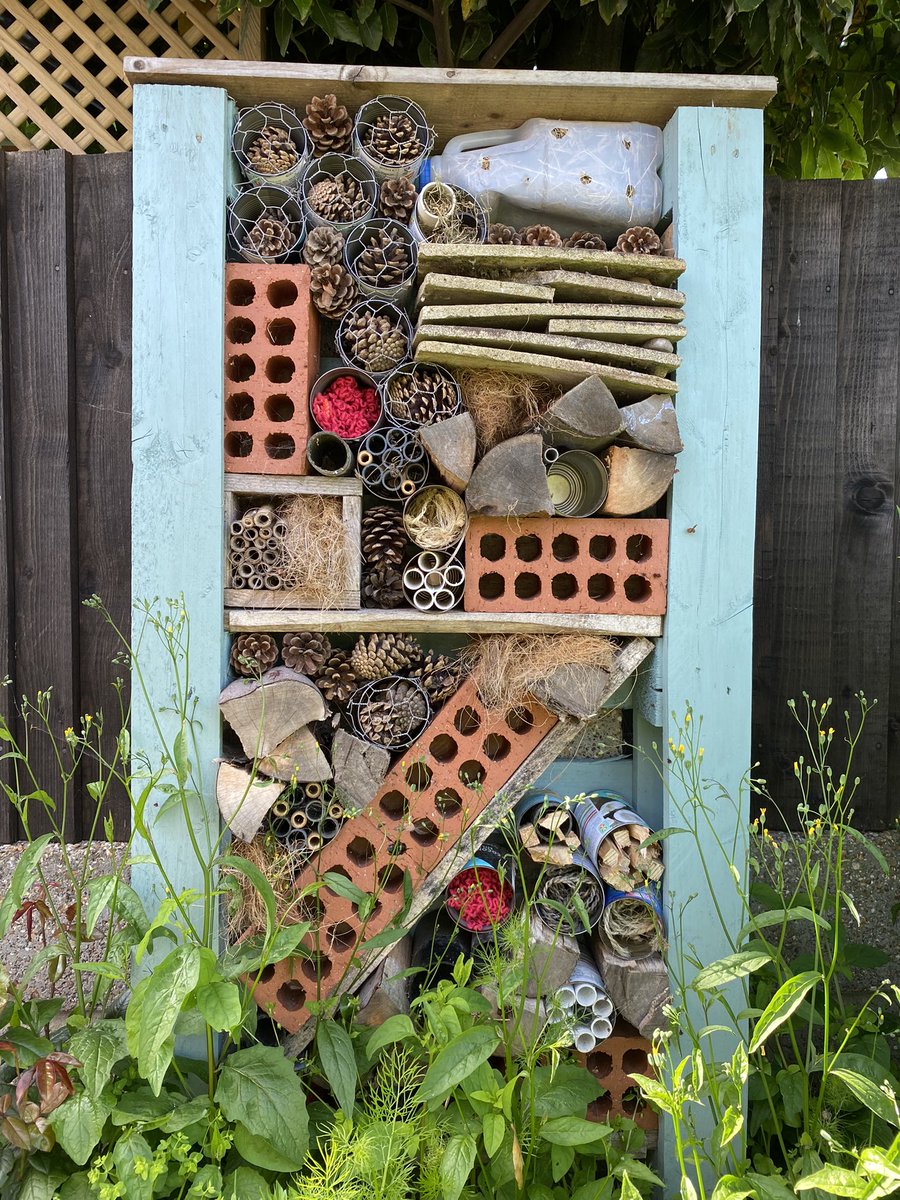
[282,631,331,675]
[245,125,299,175]
[342,307,409,373]
[353,229,412,288]
[302,226,345,269]
[307,173,371,224]
[242,215,300,258]
[411,650,460,704]
[361,506,407,565]
[362,562,405,608]
[615,226,662,255]
[565,230,607,250]
[230,632,279,677]
[363,112,424,166]
[310,263,358,318]
[378,176,417,222]
[520,224,564,247]
[356,677,429,747]
[387,366,457,426]
[303,95,353,155]
[487,223,520,245]
[315,648,357,704]
[351,632,421,680]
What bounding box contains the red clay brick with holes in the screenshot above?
[464,517,669,616]
[251,677,557,1032]
[224,263,319,475]
[578,1022,658,1134]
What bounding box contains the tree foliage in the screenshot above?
[216,0,900,178]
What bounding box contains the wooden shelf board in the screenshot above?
[224,607,663,636]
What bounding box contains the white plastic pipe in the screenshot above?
[590,1015,613,1042]
[557,984,577,1009]
[593,994,614,1019]
[574,982,598,1007]
[574,1025,596,1054]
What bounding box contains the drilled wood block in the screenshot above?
[254,677,557,1032]
[224,263,319,476]
[464,517,669,617]
[578,1022,658,1134]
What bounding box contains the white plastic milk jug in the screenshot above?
[428,119,663,240]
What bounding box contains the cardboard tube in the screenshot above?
[306,832,323,851]
[328,801,343,819]
[433,588,457,610]
[304,783,322,800]
[400,479,416,496]
[272,798,291,817]
[289,809,308,830]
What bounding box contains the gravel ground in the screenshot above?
[0,842,128,1011]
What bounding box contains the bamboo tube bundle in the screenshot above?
[229,504,288,590]
[572,793,664,891]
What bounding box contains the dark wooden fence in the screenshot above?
[0,155,896,835]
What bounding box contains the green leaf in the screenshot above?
[366,1014,416,1057]
[85,875,117,936]
[795,1166,866,1198]
[828,1055,900,1127]
[710,1178,754,1200]
[532,1063,603,1117]
[749,971,821,1053]
[19,1159,68,1200]
[692,950,772,991]
[1,1028,53,1063]
[58,1174,95,1200]
[0,835,53,937]
[381,2,398,44]
[540,1116,612,1145]
[321,870,370,907]
[69,1020,128,1095]
[173,722,190,784]
[220,854,277,942]
[738,908,830,943]
[746,1173,800,1200]
[718,1104,743,1147]
[416,1026,499,1104]
[215,1043,309,1165]
[112,1130,155,1200]
[441,1134,477,1200]
[620,1173,644,1200]
[483,1111,504,1156]
[136,944,200,1093]
[551,1142,575,1182]
[843,826,889,875]
[223,1167,271,1200]
[233,1122,306,1173]
[680,1179,698,1200]
[316,1022,357,1115]
[49,1091,112,1165]
[358,925,407,952]
[196,980,242,1032]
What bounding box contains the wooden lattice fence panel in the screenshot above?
[0,0,258,153]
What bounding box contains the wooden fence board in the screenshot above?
[0,156,15,846]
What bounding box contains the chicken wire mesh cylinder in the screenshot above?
[352,95,434,183]
[345,219,418,304]
[381,363,462,430]
[228,184,306,264]
[301,153,378,233]
[409,184,488,245]
[356,425,429,501]
[348,675,432,751]
[232,103,310,189]
[337,298,413,378]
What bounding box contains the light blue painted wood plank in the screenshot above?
[534,754,635,800]
[650,105,764,1188]
[131,84,230,951]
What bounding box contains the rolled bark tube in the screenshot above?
[262,548,279,565]
[307,430,354,477]
[590,1015,613,1042]
[574,1026,596,1054]
[303,783,322,800]
[272,798,291,818]
[306,831,323,852]
[264,574,282,589]
[253,506,275,528]
[230,520,244,536]
[245,547,262,562]
[320,817,340,842]
[248,575,265,589]
[328,801,344,819]
[289,809,308,830]
[433,588,458,611]
[305,799,324,821]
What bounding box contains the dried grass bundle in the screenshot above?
[224,835,309,941]
[404,485,468,550]
[277,495,350,609]
[462,633,616,713]
[455,369,561,453]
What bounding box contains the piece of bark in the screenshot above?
[331,729,391,812]
[465,433,553,517]
[216,762,285,843]
[619,395,684,454]
[532,664,613,719]
[540,375,624,451]
[219,667,327,758]
[600,445,676,516]
[525,916,581,999]
[591,940,670,1039]
[356,937,412,1026]
[258,725,332,783]
[419,413,476,493]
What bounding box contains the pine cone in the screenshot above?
[364,112,424,166]
[361,506,407,566]
[354,230,411,287]
[230,633,279,677]
[282,631,331,675]
[245,125,299,175]
[410,650,461,704]
[307,173,370,223]
[387,366,457,426]
[520,224,563,247]
[565,231,607,250]
[362,563,406,609]
[356,677,429,747]
[351,633,421,680]
[487,223,520,245]
[303,94,353,155]
[302,226,345,268]
[378,176,417,222]
[242,215,300,258]
[315,649,357,704]
[310,263,358,318]
[615,226,662,255]
[342,308,408,373]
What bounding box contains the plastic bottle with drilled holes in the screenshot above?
[425,119,663,240]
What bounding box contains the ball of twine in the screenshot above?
[404,485,467,550]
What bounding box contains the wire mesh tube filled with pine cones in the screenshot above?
[344,219,418,304]
[300,153,377,232]
[381,363,462,429]
[232,103,310,189]
[352,95,433,182]
[337,298,412,377]
[228,184,305,264]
